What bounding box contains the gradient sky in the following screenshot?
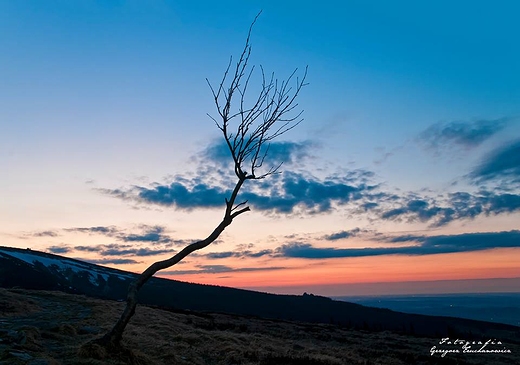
[2,1,520,296]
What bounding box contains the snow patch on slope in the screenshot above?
[0,248,133,285]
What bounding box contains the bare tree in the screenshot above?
[94,13,307,349]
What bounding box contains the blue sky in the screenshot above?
[1,1,519,295]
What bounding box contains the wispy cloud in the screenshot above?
[47,245,72,254]
[469,139,520,184]
[121,225,172,244]
[33,230,60,237]
[380,197,452,226]
[204,248,274,260]
[64,225,176,245]
[65,226,119,235]
[75,243,176,257]
[162,264,285,275]
[418,118,508,151]
[322,228,362,241]
[84,258,140,265]
[202,139,316,168]
[276,230,520,259]
[376,190,520,227]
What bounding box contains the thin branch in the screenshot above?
[206,12,307,180]
[231,200,248,212]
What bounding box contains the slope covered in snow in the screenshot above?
[0,246,134,289]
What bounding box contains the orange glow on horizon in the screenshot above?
[157,248,520,291]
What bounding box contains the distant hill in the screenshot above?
[1,246,519,341]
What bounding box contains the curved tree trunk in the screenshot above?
[88,14,306,350]
[95,179,248,348]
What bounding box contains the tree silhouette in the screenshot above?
[94,13,307,349]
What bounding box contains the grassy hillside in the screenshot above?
[1,288,519,365]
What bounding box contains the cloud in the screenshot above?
[65,226,119,235]
[323,228,361,241]
[377,191,520,227]
[101,183,230,210]
[170,238,200,247]
[418,118,508,150]
[84,258,140,265]
[276,230,520,259]
[102,171,379,215]
[101,165,519,227]
[33,230,59,237]
[75,244,176,257]
[138,183,229,209]
[47,245,72,254]
[162,264,285,275]
[360,202,379,211]
[39,225,197,260]
[385,234,425,243]
[97,129,520,227]
[120,225,172,244]
[204,248,273,260]
[275,242,410,259]
[380,198,450,226]
[493,194,520,213]
[203,139,315,167]
[103,247,175,257]
[64,225,175,245]
[240,172,378,214]
[246,249,273,258]
[373,146,404,165]
[469,139,520,183]
[205,252,235,259]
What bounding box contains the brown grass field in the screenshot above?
[1,288,518,364]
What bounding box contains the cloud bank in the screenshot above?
[96,134,520,228]
[102,170,379,215]
[276,230,520,259]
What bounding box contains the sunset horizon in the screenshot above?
[2,1,519,298]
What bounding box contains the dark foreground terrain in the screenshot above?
[2,246,519,341]
[1,288,519,365]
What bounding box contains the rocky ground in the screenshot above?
[1,288,519,364]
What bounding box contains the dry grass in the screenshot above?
[0,288,41,317]
[0,288,518,365]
